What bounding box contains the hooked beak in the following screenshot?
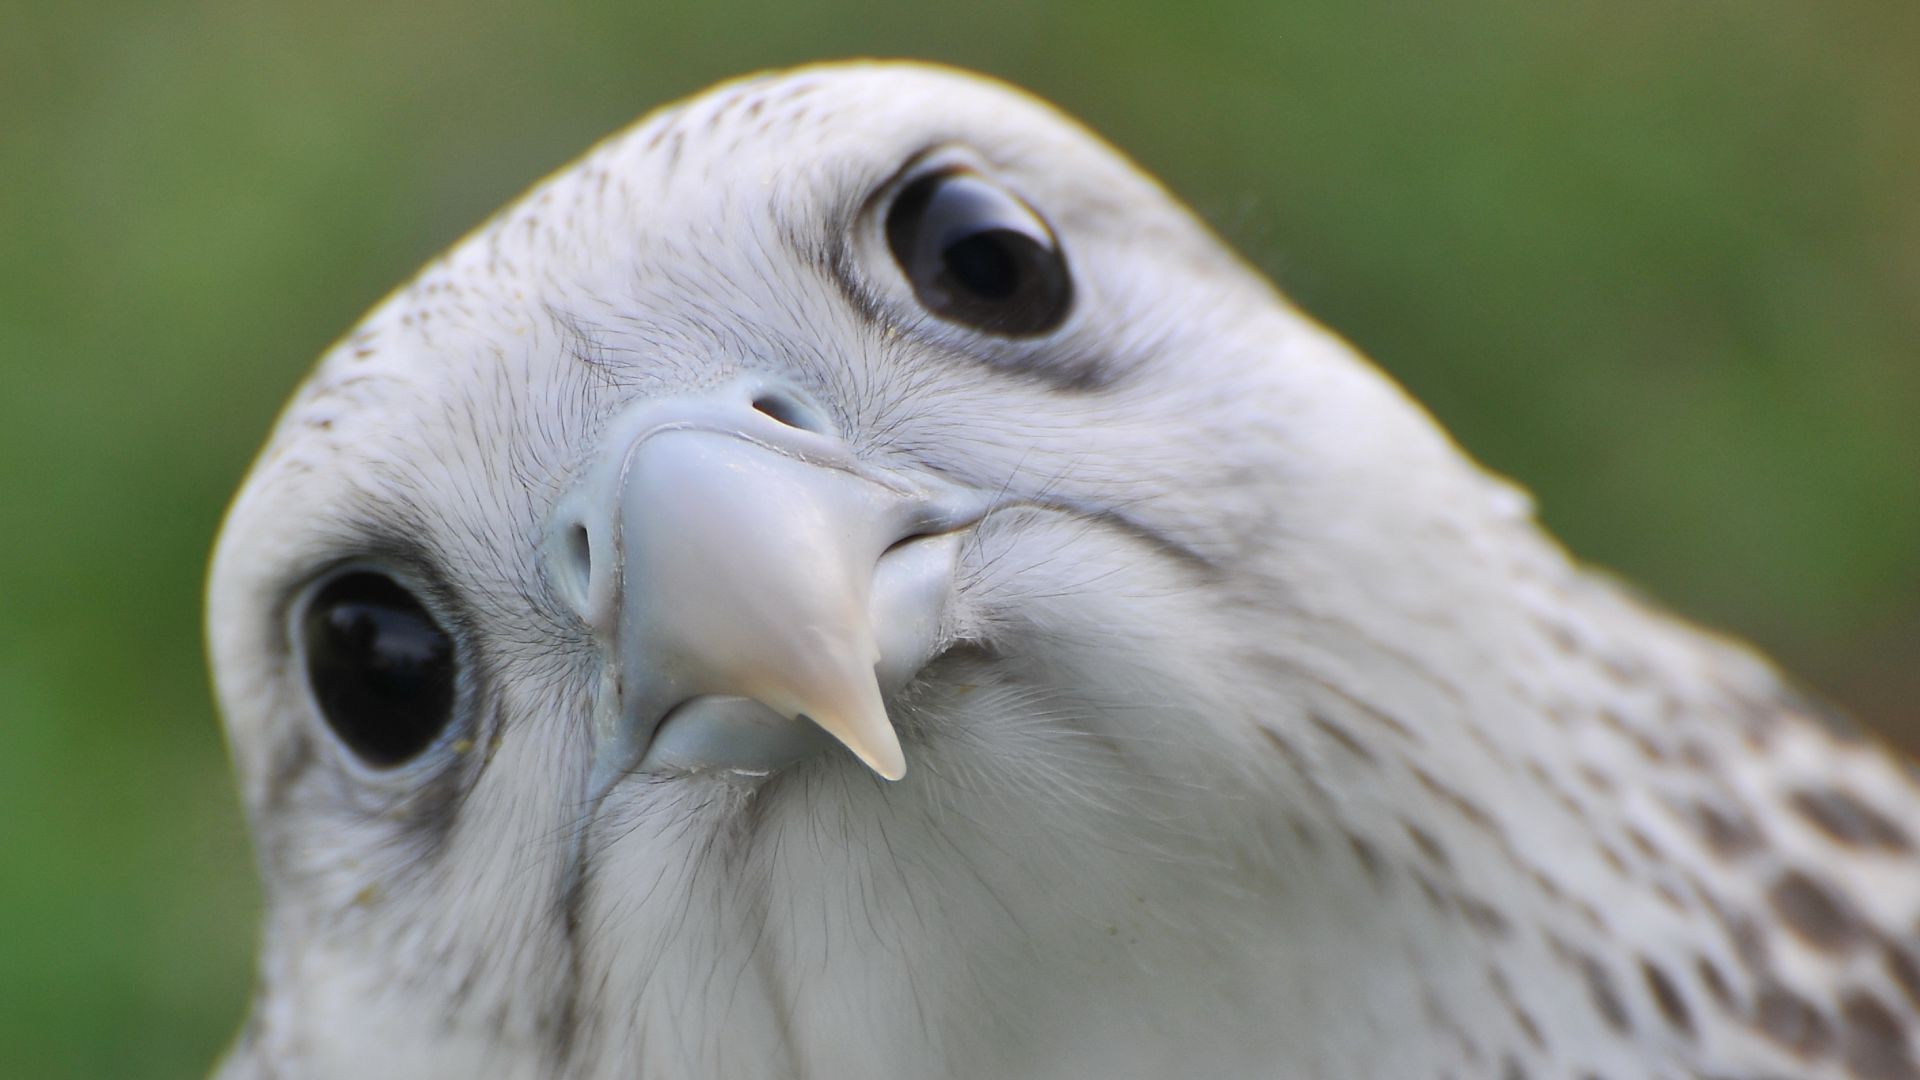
[549,377,981,795]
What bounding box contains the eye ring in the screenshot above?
[883,167,1072,337]
[295,566,459,769]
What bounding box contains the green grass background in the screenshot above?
[3,1,1914,1074]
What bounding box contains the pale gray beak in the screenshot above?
[548,377,981,795]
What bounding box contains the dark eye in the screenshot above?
[885,168,1071,336]
[301,570,457,767]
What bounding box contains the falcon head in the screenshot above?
[211,62,1864,1079]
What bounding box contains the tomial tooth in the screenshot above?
[805,680,907,781]
[756,633,906,781]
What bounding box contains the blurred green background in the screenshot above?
[2,1,1914,1074]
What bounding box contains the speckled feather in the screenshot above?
[208,62,1920,1079]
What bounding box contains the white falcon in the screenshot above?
[207,61,1920,1079]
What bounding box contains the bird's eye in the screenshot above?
[300,570,457,767]
[884,168,1071,336]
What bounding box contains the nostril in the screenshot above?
[562,521,594,610]
[750,390,831,435]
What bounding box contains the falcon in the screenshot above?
[207,61,1920,1079]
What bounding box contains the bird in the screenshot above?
[205,60,1920,1080]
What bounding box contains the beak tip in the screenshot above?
[835,722,907,781]
[786,681,906,782]
[807,710,906,781]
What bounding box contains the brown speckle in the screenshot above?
[1512,1007,1544,1050]
[1791,788,1912,853]
[1421,990,1483,1064]
[1538,615,1579,654]
[1717,909,1773,974]
[1581,955,1632,1035]
[1677,738,1713,770]
[1404,821,1453,872]
[1411,870,1446,911]
[1308,710,1378,766]
[1344,831,1386,885]
[1490,966,1546,1050]
[1598,649,1650,686]
[1839,991,1916,1080]
[1257,725,1336,809]
[1597,841,1630,877]
[1597,704,1667,761]
[1770,870,1865,953]
[1455,893,1513,939]
[1694,953,1735,1011]
[1576,764,1616,794]
[1625,826,1668,866]
[1525,758,1587,820]
[1690,799,1764,860]
[1884,942,1920,1011]
[1410,765,1504,837]
[1285,814,1319,852]
[1639,957,1694,1036]
[1756,983,1832,1057]
[1301,674,1423,743]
